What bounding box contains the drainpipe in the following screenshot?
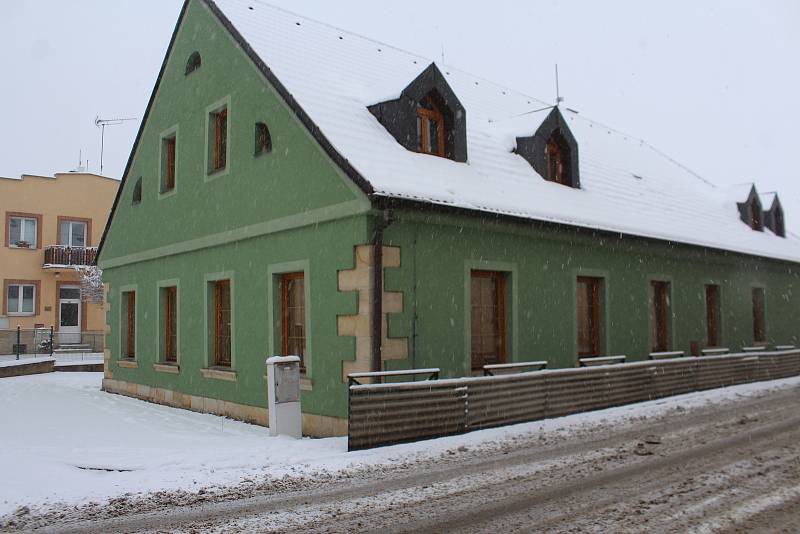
[371,209,393,374]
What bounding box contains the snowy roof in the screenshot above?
[210,0,800,263]
[760,192,778,210]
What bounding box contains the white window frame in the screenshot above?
[7,283,36,316]
[9,216,38,248]
[59,220,88,248]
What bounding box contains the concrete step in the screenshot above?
[53,348,93,354]
[54,362,104,372]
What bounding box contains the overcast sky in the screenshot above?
[2,1,798,230]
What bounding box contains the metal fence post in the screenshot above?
[16,325,21,360]
[49,326,54,356]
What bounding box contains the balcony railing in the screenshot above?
[43,246,98,267]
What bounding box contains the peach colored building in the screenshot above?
[1,172,118,347]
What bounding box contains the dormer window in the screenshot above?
[368,63,468,162]
[416,95,445,157]
[761,193,786,238]
[774,209,786,237]
[546,136,564,184]
[516,107,580,189]
[735,185,764,232]
[749,203,762,230]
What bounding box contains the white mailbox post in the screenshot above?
[266,355,302,438]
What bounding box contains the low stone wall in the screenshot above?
[55,362,104,372]
[101,378,347,437]
[0,358,55,378]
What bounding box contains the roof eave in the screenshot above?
[373,194,800,265]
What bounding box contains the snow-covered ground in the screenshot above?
[2,371,800,518]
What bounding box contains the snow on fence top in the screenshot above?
[348,349,800,391]
[212,0,800,262]
[0,357,55,368]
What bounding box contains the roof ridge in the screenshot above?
[244,0,555,108]
[244,0,717,195]
[566,112,717,190]
[248,1,722,194]
[244,0,432,60]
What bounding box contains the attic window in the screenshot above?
[762,194,786,238]
[546,137,562,184]
[544,130,574,186]
[185,52,201,75]
[516,108,580,189]
[132,177,142,204]
[774,209,786,237]
[367,63,468,163]
[737,191,764,232]
[749,203,762,230]
[416,96,445,157]
[254,122,272,156]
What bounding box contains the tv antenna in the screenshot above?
[555,64,564,107]
[95,116,136,175]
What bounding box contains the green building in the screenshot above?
[98,0,800,436]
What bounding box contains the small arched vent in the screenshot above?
[254,122,272,155]
[132,177,142,204]
[185,52,201,75]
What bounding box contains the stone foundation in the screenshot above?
[101,378,346,437]
[103,282,113,380]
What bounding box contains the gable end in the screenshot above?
[97,0,192,263]
[98,0,376,262]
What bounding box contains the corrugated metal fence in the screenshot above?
[348,350,800,450]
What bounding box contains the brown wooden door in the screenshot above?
[752,287,766,343]
[705,284,720,347]
[470,270,506,370]
[577,277,602,357]
[650,281,669,352]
